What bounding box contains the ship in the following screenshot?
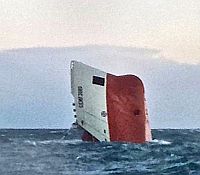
[70,60,152,143]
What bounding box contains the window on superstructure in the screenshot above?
[92,76,105,86]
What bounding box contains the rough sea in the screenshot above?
[1,129,200,175]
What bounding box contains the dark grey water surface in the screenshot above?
[0,129,200,175]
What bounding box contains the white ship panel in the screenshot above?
[71,61,110,141]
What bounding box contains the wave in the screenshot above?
[150,139,172,145]
[24,140,37,146]
[49,130,65,134]
[23,138,172,146]
[39,139,83,145]
[2,129,200,174]
[0,137,12,143]
[23,139,82,146]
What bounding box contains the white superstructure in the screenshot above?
[71,61,110,141]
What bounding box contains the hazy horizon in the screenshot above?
[0,45,200,129]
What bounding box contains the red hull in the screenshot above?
[106,74,149,143]
[82,130,99,142]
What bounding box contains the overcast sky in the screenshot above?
[1,0,200,64]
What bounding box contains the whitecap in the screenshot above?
[49,130,62,134]
[76,156,81,160]
[24,140,37,146]
[151,139,171,145]
[38,139,82,145]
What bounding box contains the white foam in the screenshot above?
[49,130,63,134]
[151,139,171,145]
[24,140,37,146]
[38,139,82,145]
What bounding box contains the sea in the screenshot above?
[0,129,200,175]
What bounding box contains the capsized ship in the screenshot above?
[71,61,152,143]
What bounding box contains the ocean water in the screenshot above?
[0,129,200,175]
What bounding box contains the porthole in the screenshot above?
[134,109,140,116]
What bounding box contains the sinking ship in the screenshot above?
[70,61,152,143]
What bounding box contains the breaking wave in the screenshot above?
[150,139,172,145]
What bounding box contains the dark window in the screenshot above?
[92,76,105,86]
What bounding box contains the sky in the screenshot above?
[0,0,200,64]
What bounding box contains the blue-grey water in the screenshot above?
[0,129,200,175]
